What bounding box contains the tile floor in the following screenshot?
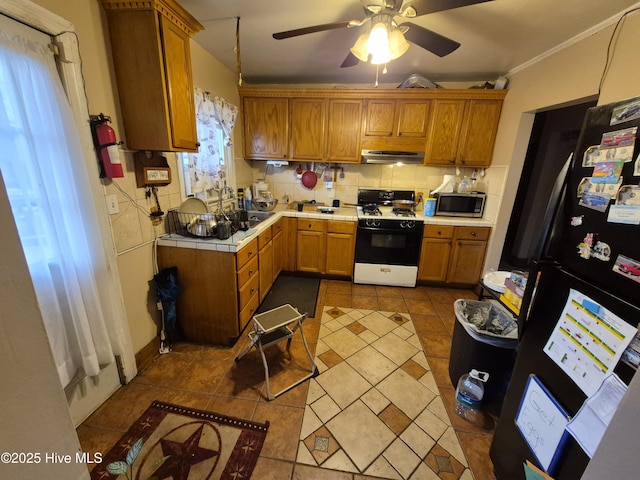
[77,280,497,480]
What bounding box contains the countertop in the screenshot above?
[157,205,493,253]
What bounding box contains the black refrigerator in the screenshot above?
[490,97,640,479]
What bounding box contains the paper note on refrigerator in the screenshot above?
[566,373,627,458]
[544,289,636,396]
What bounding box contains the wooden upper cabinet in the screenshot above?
[326,99,363,163]
[243,97,289,160]
[238,88,505,165]
[100,0,202,152]
[458,99,503,167]
[424,99,467,166]
[290,98,325,161]
[363,99,396,136]
[425,98,503,167]
[364,99,430,137]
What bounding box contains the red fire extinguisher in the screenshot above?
[90,113,124,178]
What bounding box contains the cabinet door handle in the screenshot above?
[250,288,255,294]
[437,230,442,235]
[449,159,455,164]
[471,231,476,237]
[249,269,254,275]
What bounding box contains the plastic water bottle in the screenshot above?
[245,186,252,210]
[455,369,489,422]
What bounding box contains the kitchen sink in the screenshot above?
[247,210,275,226]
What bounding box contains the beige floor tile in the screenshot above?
[383,438,421,478]
[372,332,420,366]
[377,369,436,420]
[316,361,371,409]
[346,345,398,385]
[358,311,403,337]
[326,400,396,471]
[322,327,368,359]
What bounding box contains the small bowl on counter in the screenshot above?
[253,198,278,211]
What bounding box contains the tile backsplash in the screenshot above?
[247,161,506,221]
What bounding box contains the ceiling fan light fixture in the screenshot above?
[350,32,371,62]
[367,21,391,64]
[387,27,410,60]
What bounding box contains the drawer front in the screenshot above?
[328,220,356,234]
[272,218,283,236]
[424,225,454,238]
[258,226,272,250]
[297,218,327,232]
[456,226,490,241]
[237,238,258,269]
[237,255,258,288]
[239,290,260,331]
[238,273,260,309]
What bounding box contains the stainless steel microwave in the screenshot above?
[435,192,486,217]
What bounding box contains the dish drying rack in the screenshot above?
[168,209,217,238]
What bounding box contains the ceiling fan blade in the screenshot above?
[340,52,360,68]
[401,22,461,57]
[404,0,493,17]
[273,21,352,40]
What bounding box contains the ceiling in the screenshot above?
[180,0,640,86]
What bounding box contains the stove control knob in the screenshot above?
[400,220,416,229]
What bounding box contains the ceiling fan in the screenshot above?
[273,0,493,67]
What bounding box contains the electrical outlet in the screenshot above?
[106,194,119,214]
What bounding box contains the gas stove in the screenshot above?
[354,189,424,288]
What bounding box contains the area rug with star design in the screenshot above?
[90,400,269,480]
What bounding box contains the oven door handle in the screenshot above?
[357,226,422,235]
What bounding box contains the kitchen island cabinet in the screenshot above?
[99,0,202,152]
[418,225,491,285]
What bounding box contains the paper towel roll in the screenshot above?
[431,175,456,194]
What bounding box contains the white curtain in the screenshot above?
[184,87,237,199]
[0,28,122,386]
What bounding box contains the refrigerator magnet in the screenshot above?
[610,101,640,125]
[612,254,640,283]
[599,127,637,150]
[591,241,611,261]
[571,215,583,226]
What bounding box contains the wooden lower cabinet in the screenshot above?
[296,218,356,276]
[418,225,490,285]
[325,221,356,276]
[272,218,284,278]
[296,219,326,273]
[157,245,242,345]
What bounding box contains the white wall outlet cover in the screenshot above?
[325,181,333,189]
[106,194,119,214]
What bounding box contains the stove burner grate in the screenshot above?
[393,208,416,217]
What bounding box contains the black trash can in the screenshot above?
[449,299,518,414]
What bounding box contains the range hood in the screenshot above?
[361,149,425,165]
